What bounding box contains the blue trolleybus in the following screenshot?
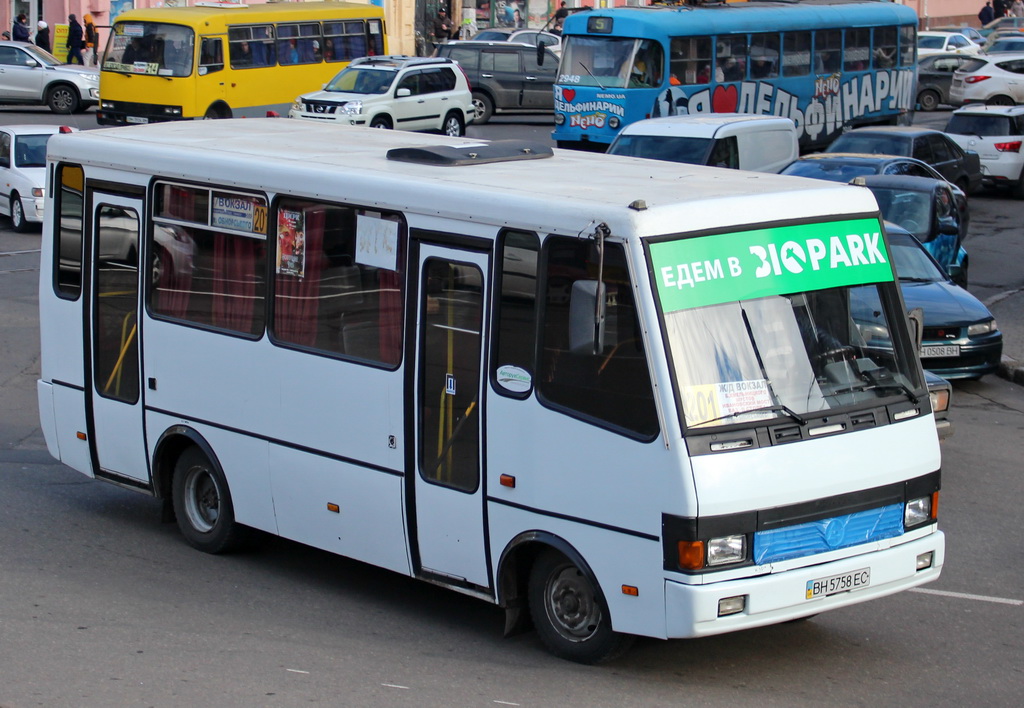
[553,1,919,152]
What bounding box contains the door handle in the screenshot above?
[482,73,493,78]
[525,76,537,81]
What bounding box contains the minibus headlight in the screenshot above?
[101,100,115,109]
[163,106,182,116]
[706,535,747,566]
[904,496,932,529]
[967,319,996,336]
[339,100,363,116]
[609,116,620,129]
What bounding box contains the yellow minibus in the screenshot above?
[97,2,386,124]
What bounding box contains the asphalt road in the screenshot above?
[1,106,1022,707]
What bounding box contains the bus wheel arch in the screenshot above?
[204,102,232,119]
[45,83,80,114]
[497,532,632,663]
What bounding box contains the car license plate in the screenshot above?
[806,568,870,599]
[920,345,960,358]
[126,116,149,124]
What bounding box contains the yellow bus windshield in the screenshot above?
[105,22,194,77]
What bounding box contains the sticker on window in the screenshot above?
[684,378,773,428]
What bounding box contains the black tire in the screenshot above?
[471,91,493,125]
[917,89,940,112]
[527,549,633,664]
[442,110,465,137]
[986,95,1016,107]
[10,194,29,233]
[204,104,231,119]
[171,446,248,554]
[370,115,392,129]
[45,84,79,114]
[1013,169,1024,200]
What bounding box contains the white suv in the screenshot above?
[289,56,474,137]
[945,104,1024,198]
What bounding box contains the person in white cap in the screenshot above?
[35,20,51,52]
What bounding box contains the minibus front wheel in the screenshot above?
[172,445,248,554]
[204,103,232,119]
[528,549,633,664]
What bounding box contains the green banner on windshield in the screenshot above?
[650,218,893,313]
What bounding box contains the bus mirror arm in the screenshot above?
[906,307,924,353]
[568,222,610,356]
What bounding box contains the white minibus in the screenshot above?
[38,121,944,663]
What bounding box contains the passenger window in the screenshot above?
[844,28,870,71]
[749,33,779,79]
[782,31,812,77]
[269,198,405,366]
[899,25,916,66]
[493,230,539,398]
[55,164,85,299]
[929,136,952,162]
[874,27,897,69]
[398,71,420,95]
[0,133,9,168]
[670,35,712,85]
[493,52,520,72]
[537,237,658,439]
[815,29,842,73]
[912,137,933,163]
[708,137,739,169]
[447,47,479,70]
[716,35,747,82]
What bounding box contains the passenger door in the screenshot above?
[86,192,150,484]
[520,47,558,110]
[482,49,523,110]
[411,240,490,589]
[392,69,438,131]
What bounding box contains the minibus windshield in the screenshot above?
[648,219,922,430]
[104,22,195,77]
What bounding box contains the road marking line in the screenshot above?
[910,587,1023,606]
[494,701,521,706]
[0,249,41,256]
[285,669,310,674]
[382,684,410,690]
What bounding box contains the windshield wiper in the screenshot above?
[898,276,935,283]
[694,403,807,429]
[578,61,606,90]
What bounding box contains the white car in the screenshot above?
[289,55,474,137]
[0,40,100,113]
[949,52,1024,106]
[945,104,1024,197]
[0,124,77,231]
[918,31,982,58]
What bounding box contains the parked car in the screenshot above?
[0,124,78,231]
[980,16,1024,38]
[944,104,1024,197]
[917,54,974,111]
[849,174,969,284]
[825,126,983,194]
[917,31,981,57]
[436,41,558,124]
[606,114,798,173]
[470,27,562,53]
[288,56,474,136]
[949,52,1024,106]
[934,25,985,45]
[981,36,1024,53]
[856,225,1002,380]
[780,153,970,234]
[0,41,99,114]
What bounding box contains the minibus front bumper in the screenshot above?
[97,101,184,126]
[664,531,944,638]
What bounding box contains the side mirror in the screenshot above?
[937,217,959,236]
[569,280,606,355]
[946,263,967,288]
[906,307,924,353]
[24,58,39,67]
[537,44,545,66]
[396,87,411,97]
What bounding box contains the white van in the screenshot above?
[606,113,800,173]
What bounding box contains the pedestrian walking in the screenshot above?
[979,1,995,24]
[84,14,98,66]
[35,21,50,53]
[66,14,85,65]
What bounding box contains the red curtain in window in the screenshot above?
[274,207,325,347]
[212,233,260,333]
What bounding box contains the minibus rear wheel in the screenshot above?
[172,446,248,554]
[528,549,633,664]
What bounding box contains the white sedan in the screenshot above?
[0,124,76,232]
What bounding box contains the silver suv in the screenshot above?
[945,104,1024,198]
[0,41,99,114]
[289,55,474,137]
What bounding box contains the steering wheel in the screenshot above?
[814,345,856,367]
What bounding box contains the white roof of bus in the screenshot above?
[48,120,878,239]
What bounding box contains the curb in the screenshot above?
[997,354,1024,386]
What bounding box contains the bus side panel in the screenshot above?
[269,446,411,576]
[488,503,670,639]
